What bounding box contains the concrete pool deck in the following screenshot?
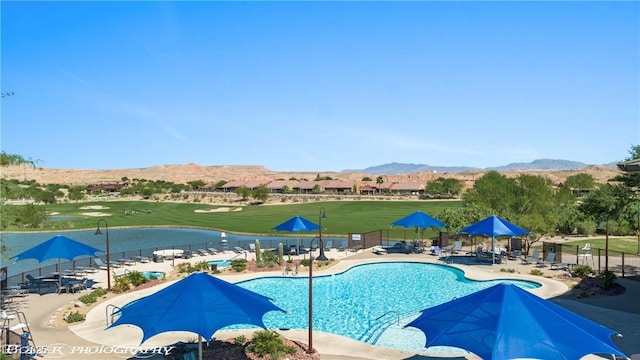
[8,248,640,359]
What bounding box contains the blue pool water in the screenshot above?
[234,262,540,354]
[207,259,231,269]
[142,271,165,279]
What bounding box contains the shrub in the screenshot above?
[230,259,247,272]
[529,269,544,276]
[78,287,109,304]
[597,270,617,290]
[570,265,593,278]
[64,311,85,323]
[112,276,131,293]
[126,270,147,287]
[234,335,247,344]
[246,330,295,359]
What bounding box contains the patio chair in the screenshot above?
[71,278,89,293]
[537,252,557,267]
[324,240,333,251]
[452,241,463,254]
[337,240,347,252]
[233,247,245,254]
[522,249,540,265]
[94,257,120,270]
[25,274,50,291]
[249,243,256,252]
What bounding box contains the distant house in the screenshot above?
[359,181,380,195]
[295,181,321,194]
[389,182,424,195]
[218,180,269,192]
[86,183,127,193]
[218,180,245,192]
[264,180,299,193]
[322,180,356,194]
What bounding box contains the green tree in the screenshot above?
[425,177,464,197]
[376,176,384,194]
[235,185,251,200]
[252,185,270,203]
[362,176,372,181]
[463,171,517,215]
[67,186,86,202]
[36,190,57,204]
[564,173,596,191]
[187,180,206,190]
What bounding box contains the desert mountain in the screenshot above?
[0,160,621,186]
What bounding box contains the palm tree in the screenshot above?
[376,176,384,194]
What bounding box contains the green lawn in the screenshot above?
[37,200,462,239]
[557,237,639,255]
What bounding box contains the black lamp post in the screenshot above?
[317,207,328,262]
[605,217,609,271]
[307,236,320,354]
[95,219,111,290]
[599,215,610,271]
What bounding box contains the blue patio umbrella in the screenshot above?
[108,272,285,360]
[391,211,446,242]
[459,215,529,264]
[405,283,627,360]
[10,234,104,291]
[272,215,320,253]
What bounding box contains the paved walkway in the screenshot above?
[4,248,640,359]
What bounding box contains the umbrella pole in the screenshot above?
[492,236,495,265]
[198,335,202,360]
[58,259,62,294]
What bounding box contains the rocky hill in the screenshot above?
[0,162,621,186]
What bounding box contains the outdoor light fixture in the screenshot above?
[95,218,111,290]
[598,215,610,271]
[307,236,320,354]
[317,207,328,262]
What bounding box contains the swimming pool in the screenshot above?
[234,262,540,354]
[142,271,165,279]
[207,259,231,269]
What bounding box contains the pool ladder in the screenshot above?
[362,310,400,343]
[105,304,122,326]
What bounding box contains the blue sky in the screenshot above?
[1,1,639,172]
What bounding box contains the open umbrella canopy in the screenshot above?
[272,215,320,233]
[405,283,627,360]
[10,234,103,263]
[108,272,285,343]
[391,211,445,229]
[459,215,528,237]
[391,211,445,242]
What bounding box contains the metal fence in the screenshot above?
[5,237,349,288]
[541,241,640,278]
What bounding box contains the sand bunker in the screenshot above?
[194,207,232,213]
[79,205,109,210]
[50,212,60,215]
[82,212,112,217]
